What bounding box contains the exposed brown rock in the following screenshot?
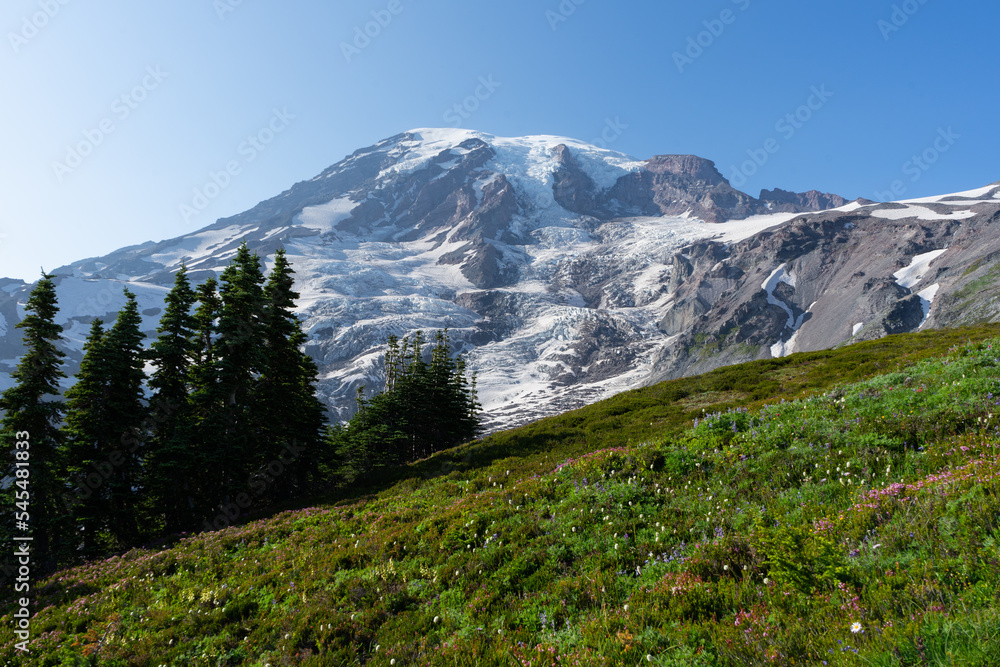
[759,188,849,213]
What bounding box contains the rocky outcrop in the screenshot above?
[551,144,598,216]
[447,174,521,245]
[601,155,762,222]
[552,147,848,224]
[853,294,926,341]
[759,188,849,213]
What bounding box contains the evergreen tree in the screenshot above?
[61,319,111,561]
[0,273,67,573]
[452,356,480,443]
[330,330,480,479]
[188,277,225,516]
[255,249,327,500]
[428,330,479,454]
[400,331,432,461]
[62,290,147,555]
[100,290,148,548]
[216,243,267,500]
[144,265,199,532]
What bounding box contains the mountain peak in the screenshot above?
[2,128,913,431]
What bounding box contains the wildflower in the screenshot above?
[434,616,440,623]
[851,622,863,634]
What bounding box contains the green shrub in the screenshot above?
[757,523,849,593]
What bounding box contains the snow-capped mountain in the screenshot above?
[1,128,997,431]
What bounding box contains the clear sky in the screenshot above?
[2,0,997,282]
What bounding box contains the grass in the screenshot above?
[3,323,1000,665]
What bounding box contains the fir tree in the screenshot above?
[62,290,148,555]
[429,330,479,453]
[255,249,327,500]
[144,265,198,532]
[331,330,480,479]
[61,319,111,561]
[100,289,148,548]
[0,273,67,573]
[216,243,267,500]
[188,277,225,516]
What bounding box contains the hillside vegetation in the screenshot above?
[4,324,1000,666]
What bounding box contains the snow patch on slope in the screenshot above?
[832,201,865,214]
[763,264,808,358]
[917,284,940,329]
[297,197,358,232]
[894,249,947,290]
[870,206,976,221]
[903,184,998,203]
[708,212,803,243]
[763,264,797,328]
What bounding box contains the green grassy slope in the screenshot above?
[4,324,1000,666]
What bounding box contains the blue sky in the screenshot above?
[2,0,997,282]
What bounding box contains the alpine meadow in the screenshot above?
[5,1,1000,665]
